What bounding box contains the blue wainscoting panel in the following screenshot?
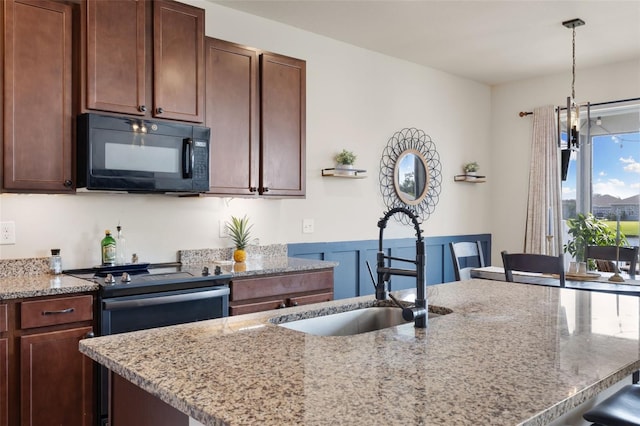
[289,234,491,300]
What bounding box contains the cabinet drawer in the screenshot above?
[21,295,93,329]
[0,305,6,333]
[230,270,333,302]
[288,292,333,307]
[230,299,286,316]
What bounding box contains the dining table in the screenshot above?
[471,266,640,296]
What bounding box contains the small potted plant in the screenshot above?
[463,162,479,180]
[335,149,357,175]
[225,215,253,263]
[564,213,625,268]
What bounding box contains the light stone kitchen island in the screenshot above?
[79,279,640,425]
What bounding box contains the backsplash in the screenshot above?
[0,244,289,277]
[0,257,49,278]
[179,244,288,264]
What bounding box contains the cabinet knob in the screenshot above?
[63,180,73,188]
[156,107,164,114]
[249,187,257,192]
[138,105,147,112]
[85,331,95,339]
[291,301,298,307]
[278,302,286,309]
[262,187,270,193]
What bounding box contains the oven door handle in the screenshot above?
[102,287,230,311]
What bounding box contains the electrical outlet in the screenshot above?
[0,221,16,245]
[302,219,314,234]
[219,220,229,238]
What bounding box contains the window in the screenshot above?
[561,99,640,246]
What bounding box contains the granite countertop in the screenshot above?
[79,279,640,425]
[0,255,336,301]
[212,256,338,278]
[0,274,99,300]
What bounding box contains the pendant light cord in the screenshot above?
[571,26,576,101]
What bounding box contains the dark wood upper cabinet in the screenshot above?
[205,38,259,195]
[153,0,204,123]
[82,0,204,123]
[204,38,306,197]
[84,0,146,116]
[3,0,75,193]
[260,53,306,197]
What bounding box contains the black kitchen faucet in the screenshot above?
[375,207,428,328]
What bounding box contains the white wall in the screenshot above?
[490,58,640,264]
[0,1,492,269]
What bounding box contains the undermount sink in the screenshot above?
[276,306,441,336]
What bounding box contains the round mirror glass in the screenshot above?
[393,149,429,205]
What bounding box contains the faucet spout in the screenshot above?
[375,207,427,328]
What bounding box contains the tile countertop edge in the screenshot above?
[78,281,640,426]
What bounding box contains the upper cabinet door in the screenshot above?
[3,0,74,193]
[205,38,259,196]
[85,0,146,115]
[153,0,204,123]
[260,53,306,197]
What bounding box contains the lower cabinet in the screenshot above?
[1,304,7,426]
[20,327,94,426]
[110,373,187,426]
[229,269,334,316]
[0,338,6,426]
[3,294,96,426]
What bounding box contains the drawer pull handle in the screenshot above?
[42,308,75,315]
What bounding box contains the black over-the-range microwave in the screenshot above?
[77,113,210,193]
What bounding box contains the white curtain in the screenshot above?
[524,105,562,255]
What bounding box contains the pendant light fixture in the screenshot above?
[559,18,590,181]
[563,18,585,149]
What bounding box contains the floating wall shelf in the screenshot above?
[321,168,367,179]
[454,174,486,183]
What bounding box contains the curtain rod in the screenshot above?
[518,97,640,117]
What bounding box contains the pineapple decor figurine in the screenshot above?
[225,215,253,262]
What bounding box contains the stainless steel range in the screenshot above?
[67,262,231,425]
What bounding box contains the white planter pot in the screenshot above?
[335,164,356,176]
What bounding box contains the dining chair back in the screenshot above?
[585,245,639,277]
[501,251,565,287]
[450,241,485,281]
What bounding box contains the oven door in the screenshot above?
[101,285,229,335]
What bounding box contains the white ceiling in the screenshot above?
[213,0,640,86]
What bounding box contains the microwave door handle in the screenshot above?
[183,138,194,178]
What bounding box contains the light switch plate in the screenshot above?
[302,219,314,234]
[219,220,229,238]
[0,221,16,245]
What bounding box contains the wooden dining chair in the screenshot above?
[585,245,639,277]
[501,251,565,287]
[449,241,485,280]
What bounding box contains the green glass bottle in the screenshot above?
[101,230,117,266]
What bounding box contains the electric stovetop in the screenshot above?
[66,262,232,298]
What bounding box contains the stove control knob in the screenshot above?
[121,272,131,283]
[214,266,222,275]
[202,266,209,276]
[104,274,116,285]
